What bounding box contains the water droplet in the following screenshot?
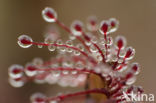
[85,41,91,46]
[56,39,63,45]
[48,45,56,51]
[69,35,76,40]
[90,44,98,53]
[71,70,78,75]
[59,47,66,52]
[44,36,54,44]
[18,35,33,48]
[52,71,60,77]
[38,45,43,48]
[109,18,119,33]
[25,63,37,77]
[87,16,98,31]
[75,62,84,70]
[126,76,136,85]
[73,49,81,56]
[99,20,110,35]
[62,70,69,75]
[8,64,24,78]
[66,40,73,52]
[45,74,58,84]
[115,36,126,49]
[66,48,73,53]
[31,93,46,103]
[58,78,69,87]
[91,36,97,43]
[96,54,103,62]
[71,20,83,36]
[34,79,45,84]
[77,44,84,51]
[94,68,101,73]
[99,37,105,45]
[131,63,140,75]
[33,58,43,66]
[9,78,24,88]
[125,47,135,60]
[117,57,124,63]
[42,7,57,22]
[110,55,118,62]
[66,40,73,46]
[62,61,73,68]
[50,100,58,103]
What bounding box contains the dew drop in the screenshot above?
[50,100,58,103]
[18,35,33,48]
[37,45,43,48]
[77,44,84,51]
[52,71,60,77]
[9,78,24,88]
[126,76,136,85]
[44,36,54,44]
[75,62,84,70]
[62,61,73,68]
[87,16,98,31]
[90,44,98,53]
[66,48,73,53]
[115,36,126,49]
[66,40,73,46]
[131,63,140,75]
[59,47,66,52]
[85,41,91,46]
[117,57,124,63]
[125,47,135,60]
[91,36,97,43]
[33,58,43,66]
[109,18,119,33]
[69,35,76,40]
[74,50,80,56]
[25,63,37,77]
[48,45,56,51]
[31,93,46,103]
[66,40,73,52]
[42,7,57,22]
[8,64,24,78]
[110,55,118,62]
[71,70,78,75]
[96,54,103,62]
[71,20,83,36]
[45,74,58,84]
[99,20,110,35]
[56,39,63,45]
[58,78,69,87]
[34,79,45,84]
[62,70,69,75]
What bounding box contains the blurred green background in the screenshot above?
[0,0,156,103]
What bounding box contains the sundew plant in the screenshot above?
[8,7,143,103]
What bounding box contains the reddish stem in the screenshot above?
[82,32,106,63]
[55,19,90,52]
[104,33,108,61]
[30,42,97,64]
[46,88,110,102]
[36,67,104,79]
[115,53,129,71]
[112,48,121,70]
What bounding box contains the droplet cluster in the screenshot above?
[9,7,143,103]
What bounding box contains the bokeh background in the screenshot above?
[0,0,156,103]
